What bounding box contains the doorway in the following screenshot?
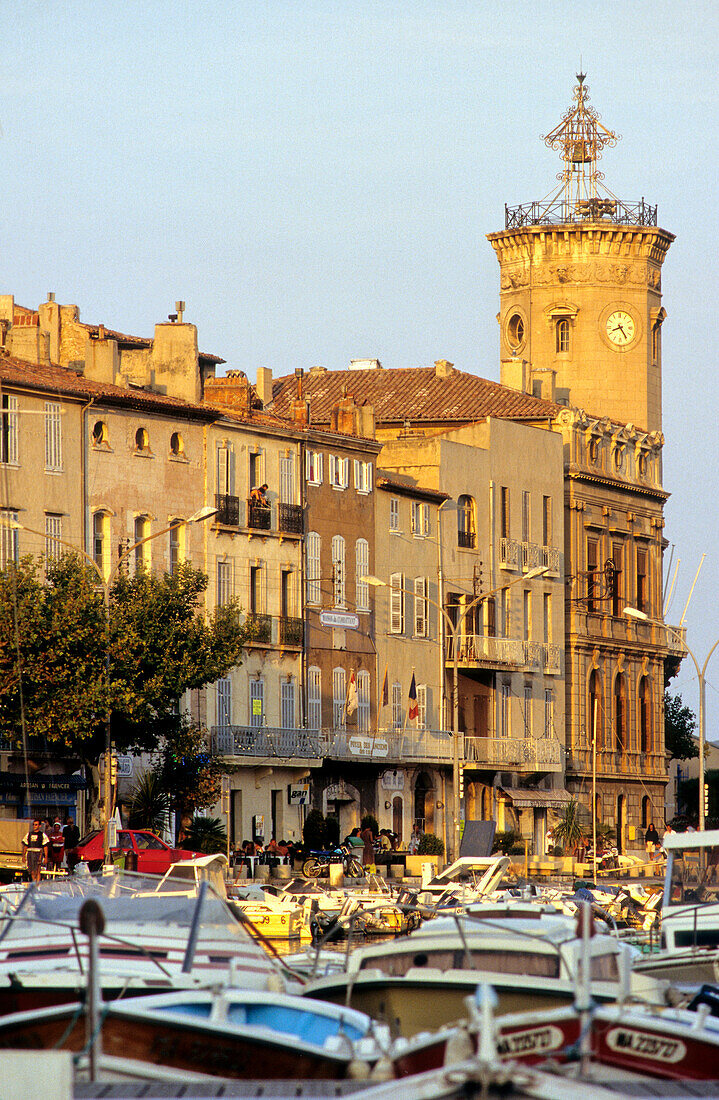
[414,772,435,833]
[392,796,403,842]
[617,794,626,854]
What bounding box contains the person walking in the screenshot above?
[47,822,65,873]
[63,815,81,874]
[22,819,49,884]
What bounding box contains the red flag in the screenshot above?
[408,673,418,722]
[381,665,389,708]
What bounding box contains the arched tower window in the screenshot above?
[588,669,602,750]
[614,673,627,754]
[639,676,651,755]
[556,318,570,353]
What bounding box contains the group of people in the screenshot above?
[21,815,81,883]
[233,837,296,869]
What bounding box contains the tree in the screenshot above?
[152,718,228,827]
[0,555,249,765]
[664,691,698,761]
[128,770,171,833]
[553,799,585,853]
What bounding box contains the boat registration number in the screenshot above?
[497,1025,564,1058]
[605,1028,686,1064]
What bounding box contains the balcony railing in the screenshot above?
[323,728,455,764]
[566,746,668,778]
[247,500,271,531]
[212,726,322,759]
[278,503,303,535]
[447,634,525,668]
[523,641,543,669]
[504,197,657,230]
[458,530,476,549]
[246,613,272,643]
[542,545,561,574]
[543,643,562,674]
[499,537,521,570]
[214,493,240,527]
[279,616,303,647]
[464,736,562,769]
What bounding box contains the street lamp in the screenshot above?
[9,505,217,860]
[624,606,718,832]
[367,565,549,860]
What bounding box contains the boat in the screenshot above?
[0,986,388,1081]
[227,881,312,940]
[633,827,719,986]
[302,903,667,1037]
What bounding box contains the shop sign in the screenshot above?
[349,736,389,758]
[288,782,310,806]
[381,769,405,791]
[319,610,359,630]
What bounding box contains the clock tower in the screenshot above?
[487,75,674,433]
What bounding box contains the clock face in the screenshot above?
[606,310,635,346]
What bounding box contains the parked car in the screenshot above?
[76,829,202,874]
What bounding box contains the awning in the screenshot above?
[498,787,573,809]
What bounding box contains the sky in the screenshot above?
[4,0,719,734]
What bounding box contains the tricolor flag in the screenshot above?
[380,665,389,708]
[408,673,418,722]
[345,670,358,718]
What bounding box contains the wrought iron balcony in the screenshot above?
[458,530,476,549]
[278,503,303,535]
[464,736,562,770]
[245,613,272,644]
[279,616,303,647]
[447,633,525,668]
[214,493,240,527]
[323,727,455,765]
[504,197,657,230]
[247,500,271,531]
[211,726,322,759]
[542,643,562,674]
[566,746,667,778]
[499,537,521,570]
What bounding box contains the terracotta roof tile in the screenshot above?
[270,366,559,424]
[376,474,449,502]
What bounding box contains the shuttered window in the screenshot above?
[45,402,62,472]
[306,532,321,604]
[390,572,404,634]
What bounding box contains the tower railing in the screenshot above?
[504,197,657,230]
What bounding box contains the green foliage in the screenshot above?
[152,718,227,819]
[128,771,170,833]
[183,815,227,853]
[492,829,521,855]
[0,555,249,763]
[360,813,379,836]
[417,832,444,856]
[665,691,698,761]
[553,799,585,851]
[303,809,327,850]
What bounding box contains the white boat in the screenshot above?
[227,882,312,940]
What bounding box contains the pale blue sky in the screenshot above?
[5,1,719,736]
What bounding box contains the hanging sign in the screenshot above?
[320,610,359,630]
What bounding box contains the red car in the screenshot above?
[76,829,201,874]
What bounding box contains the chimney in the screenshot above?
[434,359,454,378]
[256,366,273,406]
[349,358,382,371]
[204,370,253,414]
[329,394,375,439]
[291,399,310,426]
[500,357,530,394]
[175,300,185,324]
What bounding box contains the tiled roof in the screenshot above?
[376,474,449,502]
[270,366,560,424]
[0,355,217,421]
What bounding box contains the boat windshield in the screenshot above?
[669,843,719,905]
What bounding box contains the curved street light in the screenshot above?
[9,505,217,859]
[367,565,548,860]
[624,605,718,832]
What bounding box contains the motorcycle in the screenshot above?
[302,844,364,878]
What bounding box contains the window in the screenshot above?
[392,682,402,730]
[501,588,510,637]
[390,572,405,634]
[523,590,531,641]
[544,689,554,737]
[305,450,323,485]
[92,419,108,446]
[281,680,295,729]
[652,323,661,363]
[170,431,184,456]
[331,535,345,607]
[524,685,533,737]
[306,532,321,604]
[521,491,531,544]
[411,501,429,537]
[329,454,349,489]
[417,684,427,731]
[0,510,18,569]
[389,498,400,533]
[357,670,370,732]
[1,395,18,464]
[587,537,599,613]
[498,684,511,738]
[543,593,551,644]
[588,670,602,749]
[614,673,627,752]
[333,667,346,730]
[639,677,651,754]
[93,511,109,577]
[414,577,428,637]
[458,495,475,548]
[44,513,62,564]
[486,597,496,637]
[279,454,295,504]
[556,318,570,353]
[542,496,552,546]
[134,516,150,571]
[249,563,265,614]
[500,487,510,539]
[169,520,183,575]
[611,542,623,617]
[636,547,648,614]
[217,560,232,607]
[216,444,233,495]
[355,538,369,611]
[45,401,62,471]
[249,450,263,491]
[507,313,525,349]
[249,678,264,728]
[216,677,232,727]
[307,668,322,730]
[134,427,149,453]
[354,460,373,494]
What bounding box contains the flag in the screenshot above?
[345,670,358,718]
[408,673,418,722]
[380,665,389,708]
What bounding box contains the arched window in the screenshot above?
[331,536,345,608]
[135,427,150,452]
[457,495,476,548]
[133,515,151,572]
[355,538,369,610]
[306,532,321,604]
[170,431,184,456]
[588,670,602,749]
[614,673,627,753]
[92,511,111,578]
[556,318,570,353]
[639,677,651,754]
[641,794,651,830]
[92,420,108,446]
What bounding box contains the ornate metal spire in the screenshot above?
[541,73,619,210]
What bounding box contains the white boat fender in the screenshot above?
[266,972,285,993]
[368,1054,394,1081]
[443,1023,474,1065]
[473,984,499,1064]
[347,1058,372,1080]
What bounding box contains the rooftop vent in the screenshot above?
[349,358,382,371]
[47,292,56,302]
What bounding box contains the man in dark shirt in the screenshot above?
[63,815,81,874]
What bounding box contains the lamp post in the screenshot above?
[624,606,718,832]
[9,506,217,860]
[367,565,548,861]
